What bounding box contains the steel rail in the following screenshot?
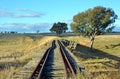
[29,40,76,79]
[29,41,55,79]
[58,40,76,79]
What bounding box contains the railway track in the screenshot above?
[29,40,76,79]
[58,40,76,79]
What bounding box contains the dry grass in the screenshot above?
[0,34,58,79]
[1,33,119,79]
[62,35,120,79]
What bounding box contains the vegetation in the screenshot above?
[71,6,118,50]
[50,22,68,36]
[0,34,58,79]
[0,33,120,79]
[62,35,120,79]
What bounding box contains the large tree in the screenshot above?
[50,22,68,36]
[71,6,117,50]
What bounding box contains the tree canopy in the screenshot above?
[71,6,117,50]
[50,22,68,36]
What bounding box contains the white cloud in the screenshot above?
[0,12,13,17]
[14,8,30,11]
[14,13,43,18]
[0,22,52,33]
[64,19,73,23]
[0,11,44,18]
[0,7,45,18]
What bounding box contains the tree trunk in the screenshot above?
[90,28,97,51]
[90,35,95,51]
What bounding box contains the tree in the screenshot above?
[71,6,117,50]
[36,30,39,34]
[50,22,68,36]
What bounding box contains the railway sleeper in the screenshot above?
[43,68,64,71]
[42,72,64,77]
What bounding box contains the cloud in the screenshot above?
[14,8,30,11]
[0,12,44,18]
[0,22,52,33]
[0,12,13,17]
[0,7,45,18]
[15,13,44,18]
[64,19,73,23]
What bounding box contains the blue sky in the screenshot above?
[0,0,120,33]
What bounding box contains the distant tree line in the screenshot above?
[0,31,17,34]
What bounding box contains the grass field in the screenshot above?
[0,34,58,79]
[62,34,120,79]
[0,33,120,79]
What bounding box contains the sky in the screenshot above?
[0,0,120,33]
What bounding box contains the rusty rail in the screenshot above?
[29,41,55,79]
[29,40,76,79]
[58,40,76,79]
